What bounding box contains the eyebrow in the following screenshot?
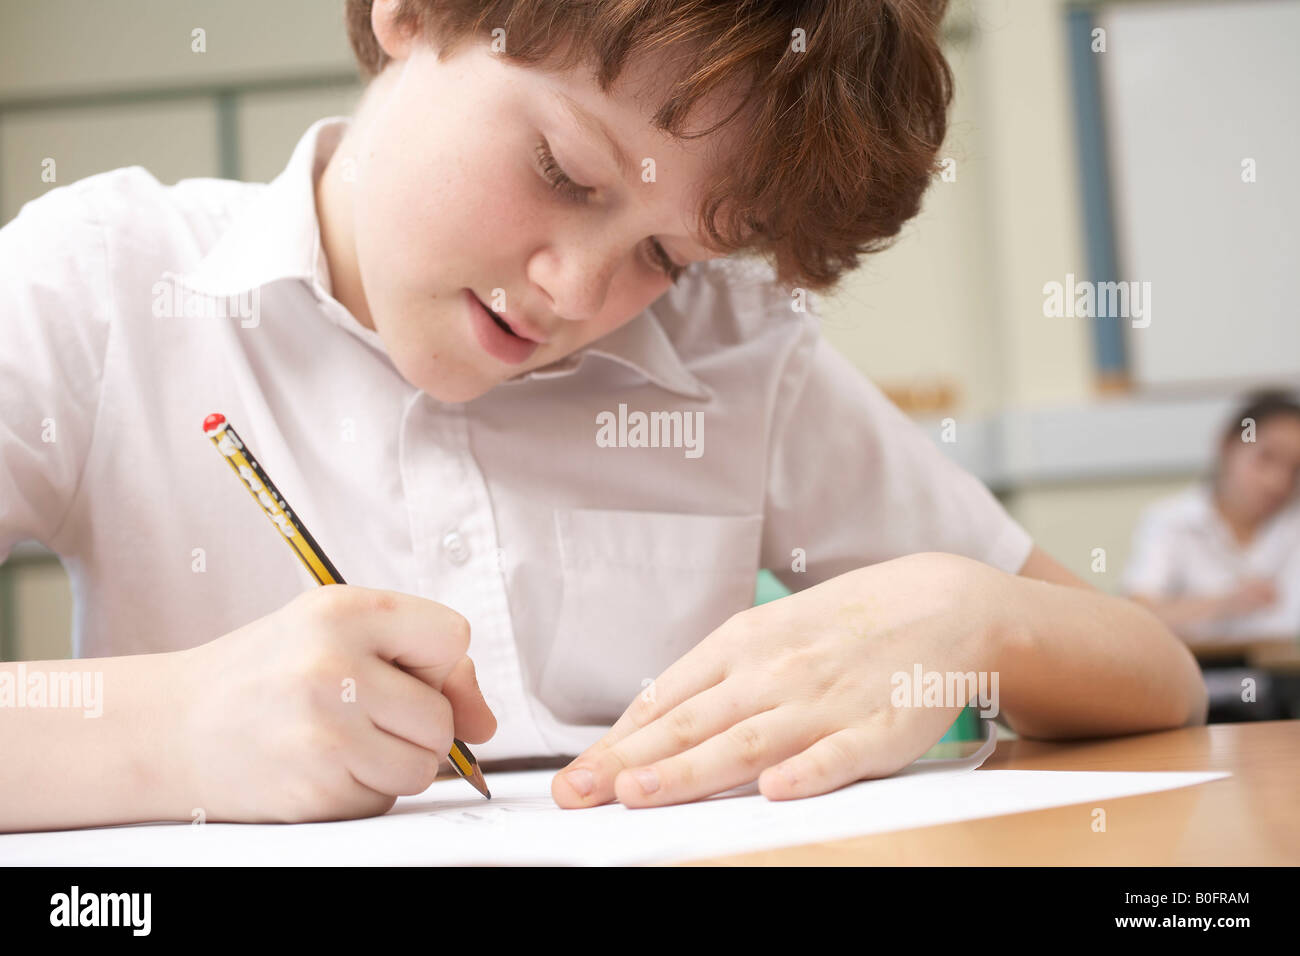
[551,89,635,183]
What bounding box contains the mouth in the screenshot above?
[476,294,547,343]
[485,304,517,337]
[466,290,542,366]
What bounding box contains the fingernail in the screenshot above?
[633,767,660,794]
[565,769,594,798]
[778,764,798,787]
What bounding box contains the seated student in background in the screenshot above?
[1123,390,1300,642]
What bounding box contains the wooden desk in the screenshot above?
[683,720,1299,865]
[1186,637,1300,672]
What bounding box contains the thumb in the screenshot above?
[440,655,497,744]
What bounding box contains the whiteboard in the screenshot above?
[1095,0,1300,387]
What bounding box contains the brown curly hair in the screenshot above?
[344,0,953,295]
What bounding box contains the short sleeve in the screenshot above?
[761,322,1034,590]
[1120,506,1179,597]
[0,185,111,563]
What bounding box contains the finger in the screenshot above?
[559,629,732,773]
[311,585,472,688]
[353,656,456,756]
[347,720,445,798]
[610,706,818,808]
[333,778,401,821]
[552,678,760,808]
[438,655,497,744]
[757,725,915,801]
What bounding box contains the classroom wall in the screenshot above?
[0,0,1239,658]
[820,0,1096,417]
[0,0,356,94]
[816,0,1212,583]
[0,0,362,221]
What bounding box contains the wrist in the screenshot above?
[893,551,1022,674]
[124,648,200,823]
[955,553,1030,676]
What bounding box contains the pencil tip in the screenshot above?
[450,738,490,798]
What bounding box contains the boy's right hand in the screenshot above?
[173,585,496,823]
[1221,578,1278,617]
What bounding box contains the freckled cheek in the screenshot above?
[467,180,544,256]
[353,158,428,275]
[589,309,632,340]
[573,290,656,348]
[425,165,537,269]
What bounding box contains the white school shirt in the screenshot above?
[0,117,1034,760]
[1121,483,1300,640]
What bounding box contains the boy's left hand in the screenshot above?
[551,551,1009,809]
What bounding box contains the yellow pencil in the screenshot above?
[202,412,489,799]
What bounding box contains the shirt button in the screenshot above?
[442,530,470,565]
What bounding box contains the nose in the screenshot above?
[529,232,625,324]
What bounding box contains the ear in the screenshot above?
[370,0,421,62]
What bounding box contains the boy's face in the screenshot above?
[1222,416,1300,520]
[320,13,743,403]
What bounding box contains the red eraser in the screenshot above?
[203,413,226,433]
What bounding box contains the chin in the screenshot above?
[375,342,479,405]
[376,308,506,403]
[404,360,495,403]
[422,378,495,403]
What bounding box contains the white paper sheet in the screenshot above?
[0,726,1228,865]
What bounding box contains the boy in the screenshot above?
[0,0,1205,831]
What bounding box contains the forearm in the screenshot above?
[0,651,194,831]
[1128,593,1232,634]
[988,570,1208,739]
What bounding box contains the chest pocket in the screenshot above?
[538,507,763,725]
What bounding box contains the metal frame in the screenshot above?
[1065,4,1129,380]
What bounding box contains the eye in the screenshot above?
[647,238,686,284]
[536,140,592,202]
[536,139,685,284]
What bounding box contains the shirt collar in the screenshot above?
[188,116,710,402]
[1188,482,1216,519]
[503,303,711,401]
[187,116,341,299]
[1188,480,1300,547]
